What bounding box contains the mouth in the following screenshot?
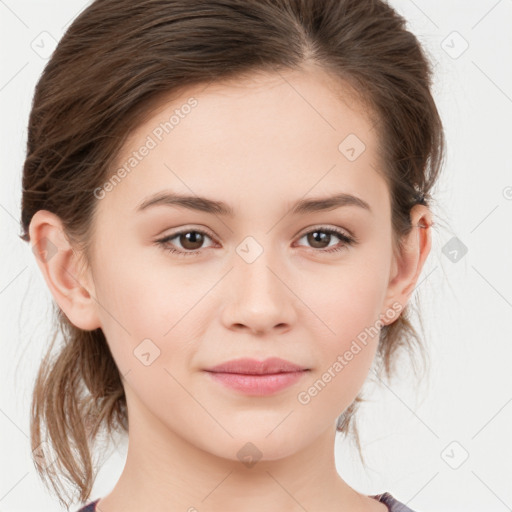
[204,370,310,396]
[203,357,311,396]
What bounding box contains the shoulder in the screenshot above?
[74,498,100,512]
[370,492,418,512]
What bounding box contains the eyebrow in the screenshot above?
[136,191,372,216]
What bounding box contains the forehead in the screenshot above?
[100,65,388,218]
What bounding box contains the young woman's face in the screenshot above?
[85,66,404,461]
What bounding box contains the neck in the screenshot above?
[96,388,380,512]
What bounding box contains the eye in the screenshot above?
[155,228,216,258]
[294,226,357,254]
[155,225,358,258]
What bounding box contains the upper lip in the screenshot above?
[204,357,309,375]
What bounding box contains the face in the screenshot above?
[79,65,405,461]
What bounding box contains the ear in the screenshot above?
[28,210,101,331]
[380,204,433,325]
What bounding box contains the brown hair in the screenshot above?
[19,0,445,507]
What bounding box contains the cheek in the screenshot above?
[300,256,389,394]
[91,256,167,367]
[92,250,210,378]
[299,288,382,422]
[309,260,388,343]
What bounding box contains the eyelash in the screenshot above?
[155,226,357,258]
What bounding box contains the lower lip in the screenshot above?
[205,370,308,396]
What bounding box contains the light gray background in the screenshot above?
[1,1,511,511]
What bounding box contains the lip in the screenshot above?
[203,357,310,396]
[204,357,308,374]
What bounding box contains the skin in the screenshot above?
[29,63,432,512]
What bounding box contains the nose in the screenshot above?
[220,248,297,336]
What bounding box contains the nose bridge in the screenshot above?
[235,234,283,300]
[222,234,295,332]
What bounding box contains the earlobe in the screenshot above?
[28,210,101,331]
[380,205,433,324]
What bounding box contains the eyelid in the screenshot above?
[159,223,353,243]
[158,224,217,240]
[295,223,354,239]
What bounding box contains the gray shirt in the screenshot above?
[76,492,417,511]
[370,492,417,511]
